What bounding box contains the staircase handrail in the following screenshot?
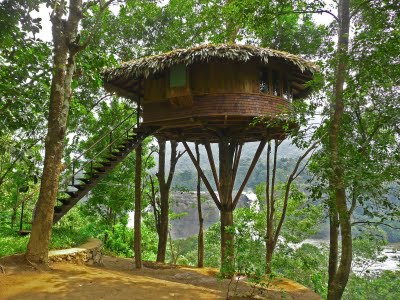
[67,123,141,187]
[64,110,136,170]
[13,111,137,209]
[12,184,40,211]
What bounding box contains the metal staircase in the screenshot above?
[51,112,153,224]
[16,113,153,234]
[53,113,151,224]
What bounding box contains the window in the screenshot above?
[259,68,269,93]
[169,64,186,87]
[272,70,281,96]
[283,79,292,101]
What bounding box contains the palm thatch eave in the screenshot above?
[102,44,319,97]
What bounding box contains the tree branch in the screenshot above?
[276,9,339,22]
[182,141,221,210]
[273,138,322,246]
[352,221,400,230]
[77,0,115,51]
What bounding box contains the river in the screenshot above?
[295,239,400,275]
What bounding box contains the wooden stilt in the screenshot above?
[232,140,267,209]
[229,143,242,196]
[182,141,221,210]
[204,141,222,198]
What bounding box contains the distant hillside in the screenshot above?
[152,139,307,192]
[170,191,251,239]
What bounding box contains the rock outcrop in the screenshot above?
[170,192,251,239]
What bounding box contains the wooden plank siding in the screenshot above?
[142,60,291,126]
[143,93,289,124]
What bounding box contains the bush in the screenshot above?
[103,223,133,257]
[0,227,30,257]
[272,243,329,297]
[344,271,400,300]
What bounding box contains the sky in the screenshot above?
[31,1,336,43]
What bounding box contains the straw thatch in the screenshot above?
[103,44,318,88]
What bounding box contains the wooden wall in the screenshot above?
[190,61,258,95]
[143,93,289,124]
[142,60,291,125]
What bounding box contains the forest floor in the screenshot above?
[0,255,321,300]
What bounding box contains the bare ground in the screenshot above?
[0,255,321,300]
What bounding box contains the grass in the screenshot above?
[0,227,30,257]
[0,226,94,257]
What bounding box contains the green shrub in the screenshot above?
[0,227,29,257]
[344,271,400,300]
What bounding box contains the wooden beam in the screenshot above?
[229,143,242,196]
[204,141,222,198]
[292,81,306,91]
[232,140,267,209]
[182,141,222,210]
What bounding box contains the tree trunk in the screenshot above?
[265,240,274,274]
[156,140,181,263]
[328,198,339,288]
[168,230,176,265]
[134,144,142,269]
[265,141,273,274]
[220,209,234,271]
[219,140,235,274]
[156,185,169,262]
[196,143,204,268]
[327,0,351,298]
[156,140,168,262]
[264,139,318,275]
[26,0,82,264]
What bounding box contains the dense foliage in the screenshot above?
[0,0,399,299]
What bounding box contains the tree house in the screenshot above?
[103,44,317,268]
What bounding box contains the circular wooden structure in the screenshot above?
[103,44,317,142]
[103,44,317,267]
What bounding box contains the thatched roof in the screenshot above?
[103,44,318,98]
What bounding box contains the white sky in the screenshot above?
[31,1,336,43]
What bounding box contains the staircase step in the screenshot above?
[122,140,133,146]
[97,161,112,167]
[93,166,106,172]
[104,155,118,161]
[71,184,86,191]
[77,178,91,184]
[83,172,100,178]
[52,132,147,225]
[58,198,71,205]
[18,230,31,236]
[60,191,78,198]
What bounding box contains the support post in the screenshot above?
[232,140,267,209]
[134,142,142,269]
[218,140,235,275]
[196,143,204,268]
[183,138,267,277]
[182,141,221,210]
[20,200,24,232]
[134,99,142,269]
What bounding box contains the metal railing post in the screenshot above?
[109,131,113,154]
[20,201,24,231]
[71,161,75,186]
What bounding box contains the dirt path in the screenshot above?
[0,256,321,300]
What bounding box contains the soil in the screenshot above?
[0,255,321,300]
